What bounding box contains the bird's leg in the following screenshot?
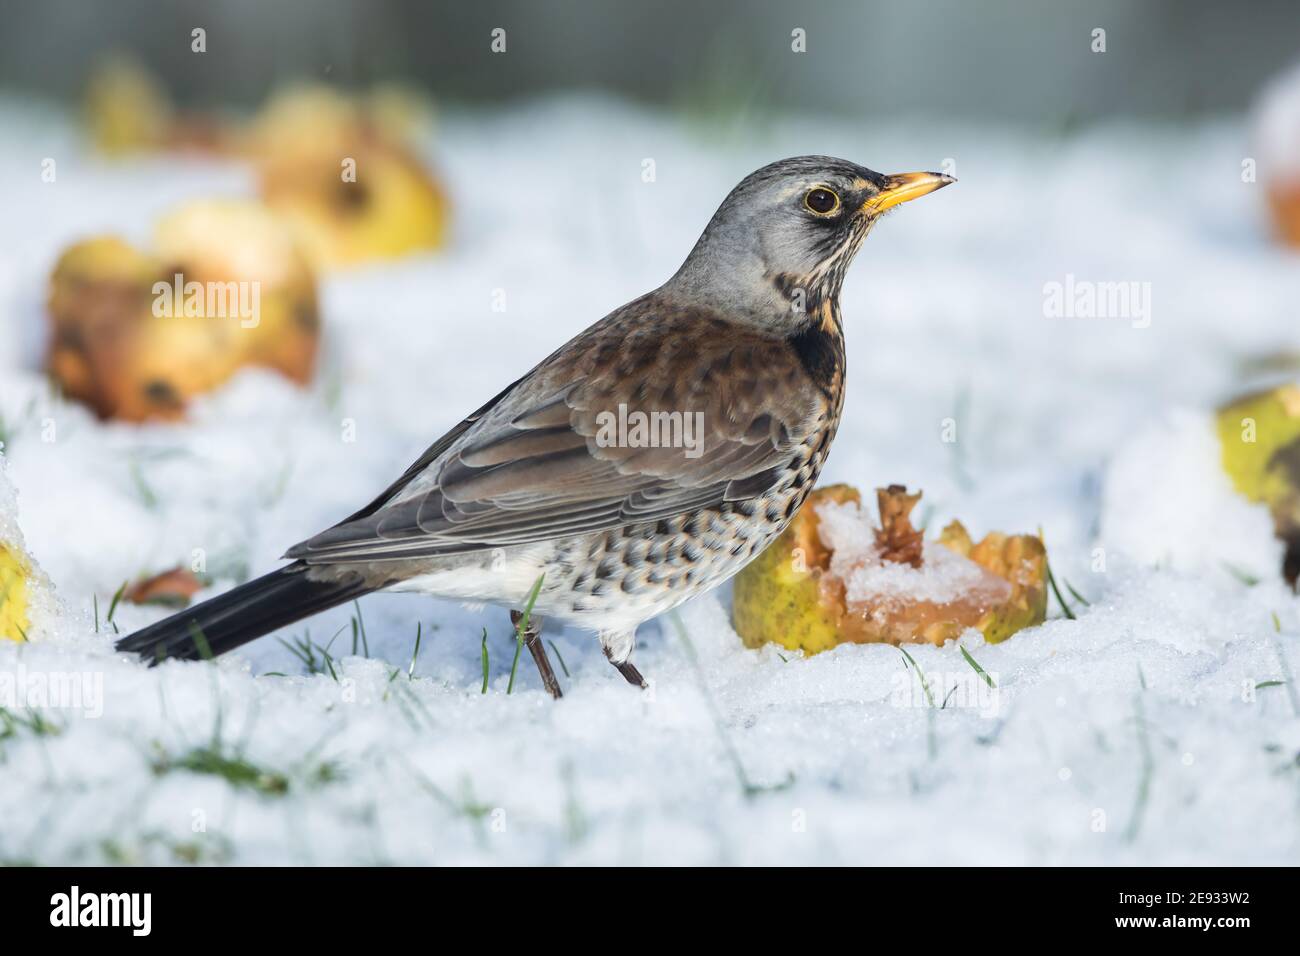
[511,610,562,699]
[614,659,648,689]
[603,644,648,689]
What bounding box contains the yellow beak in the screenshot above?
[864,171,956,214]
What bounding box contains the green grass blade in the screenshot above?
[547,639,570,678]
[506,574,545,695]
[352,600,369,658]
[1046,560,1077,620]
[959,644,996,688]
[106,580,128,625]
[897,645,935,706]
[408,622,423,680]
[186,622,214,661]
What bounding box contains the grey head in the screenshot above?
[663,156,954,332]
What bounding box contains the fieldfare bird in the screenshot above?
[118,156,954,695]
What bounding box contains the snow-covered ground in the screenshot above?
[1,95,1298,864]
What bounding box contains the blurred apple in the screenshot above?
[47,236,159,417]
[249,86,450,267]
[46,202,320,422]
[84,58,172,155]
[84,57,230,156]
[154,199,320,384]
[1252,61,1300,249]
[1217,384,1300,583]
[0,464,57,643]
[0,542,33,643]
[83,69,450,265]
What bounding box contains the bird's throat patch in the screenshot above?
[787,319,843,396]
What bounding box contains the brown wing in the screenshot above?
[286,296,830,564]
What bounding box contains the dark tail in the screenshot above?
[115,561,374,663]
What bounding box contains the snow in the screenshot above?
[2,95,1300,864]
[1101,408,1284,581]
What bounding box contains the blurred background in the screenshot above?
[1,0,1297,121]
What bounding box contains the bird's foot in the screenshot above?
[603,647,648,689]
[511,610,562,700]
[615,660,649,689]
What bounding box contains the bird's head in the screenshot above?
[665,156,954,332]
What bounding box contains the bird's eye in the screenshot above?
[804,187,840,215]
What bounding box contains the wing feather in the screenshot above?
[286,300,827,564]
